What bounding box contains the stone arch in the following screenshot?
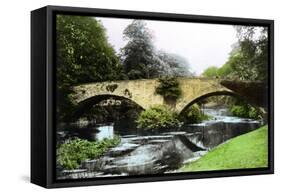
[178,91,247,116]
[72,94,145,119]
[72,79,164,110]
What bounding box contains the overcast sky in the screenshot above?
[97,17,238,75]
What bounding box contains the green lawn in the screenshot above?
[180,125,268,172]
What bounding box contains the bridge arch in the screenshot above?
[72,94,145,119]
[178,90,256,116]
[72,78,266,117]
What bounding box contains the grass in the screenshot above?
[180,125,268,172]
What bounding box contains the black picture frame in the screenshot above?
[31,5,274,188]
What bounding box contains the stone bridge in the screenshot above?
[72,77,267,115]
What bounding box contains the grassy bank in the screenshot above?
[180,125,268,172]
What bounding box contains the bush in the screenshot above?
[155,76,182,100]
[248,107,260,119]
[230,104,260,119]
[136,105,180,130]
[57,136,121,170]
[180,104,211,124]
[230,105,248,118]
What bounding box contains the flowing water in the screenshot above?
[56,107,262,179]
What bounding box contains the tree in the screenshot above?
[56,15,124,121]
[229,26,268,81]
[217,62,233,78]
[121,20,158,79]
[202,63,233,79]
[156,51,193,77]
[202,27,268,81]
[121,20,194,79]
[202,66,219,78]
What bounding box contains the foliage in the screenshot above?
[81,99,143,124]
[121,20,156,79]
[227,26,268,81]
[57,136,121,170]
[155,76,182,100]
[202,66,219,78]
[202,26,268,81]
[136,105,180,130]
[180,125,268,171]
[121,20,192,79]
[156,51,193,77]
[217,62,233,78]
[248,107,260,119]
[202,63,233,79]
[201,95,236,106]
[230,105,248,118]
[230,104,260,119]
[180,104,211,124]
[56,15,124,121]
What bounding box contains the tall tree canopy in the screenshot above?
[202,26,268,81]
[121,20,156,79]
[121,20,192,79]
[156,51,193,77]
[57,15,124,86]
[56,15,124,121]
[202,63,233,78]
[228,26,268,81]
[202,66,219,78]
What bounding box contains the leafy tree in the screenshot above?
[229,26,268,81]
[202,63,233,79]
[217,62,233,78]
[121,20,193,79]
[56,15,124,121]
[202,66,219,78]
[156,51,193,77]
[121,20,159,79]
[202,26,268,81]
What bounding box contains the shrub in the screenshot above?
[248,107,260,119]
[230,104,260,119]
[155,76,182,100]
[180,103,211,124]
[57,135,121,170]
[136,105,180,130]
[230,105,249,118]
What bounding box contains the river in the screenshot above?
[56,107,263,179]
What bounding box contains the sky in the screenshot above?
[97,17,238,75]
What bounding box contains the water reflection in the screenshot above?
[95,125,114,141]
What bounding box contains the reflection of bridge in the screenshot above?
[72,77,267,115]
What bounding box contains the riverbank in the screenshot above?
[180,125,268,172]
[57,135,121,170]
